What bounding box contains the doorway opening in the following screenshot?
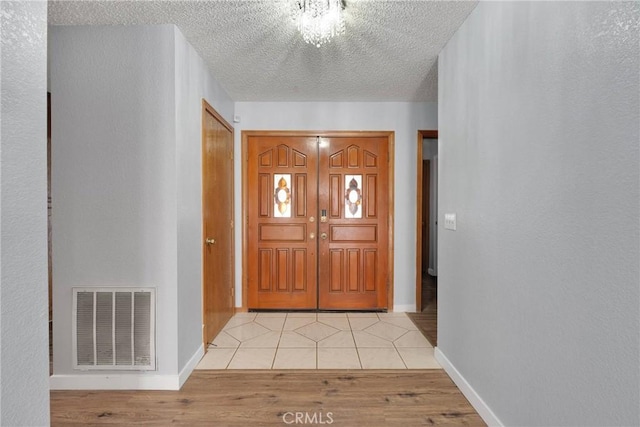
[414,130,438,346]
[241,131,395,312]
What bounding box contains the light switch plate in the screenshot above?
[444,213,457,230]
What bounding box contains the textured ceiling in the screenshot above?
[48,0,478,102]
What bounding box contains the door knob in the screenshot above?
[320,232,328,240]
[310,232,315,240]
[205,238,216,245]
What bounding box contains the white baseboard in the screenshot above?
[392,304,415,313]
[50,373,181,390]
[50,344,205,391]
[434,348,503,427]
[179,343,204,388]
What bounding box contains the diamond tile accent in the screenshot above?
[225,322,270,342]
[295,322,339,342]
[364,321,407,341]
[207,312,440,370]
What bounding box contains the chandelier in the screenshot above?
[291,0,345,47]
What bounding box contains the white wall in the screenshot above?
[174,28,234,369]
[438,2,639,426]
[234,102,437,311]
[0,1,50,425]
[50,25,179,380]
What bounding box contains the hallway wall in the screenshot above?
[0,1,50,425]
[234,102,437,311]
[49,24,234,388]
[438,2,639,426]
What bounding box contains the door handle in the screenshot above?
[310,232,315,240]
[320,232,328,240]
[205,238,216,245]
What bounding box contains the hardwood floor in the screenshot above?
[408,275,438,346]
[51,370,485,426]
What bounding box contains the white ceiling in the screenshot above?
[48,0,478,102]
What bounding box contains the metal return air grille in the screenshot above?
[72,288,156,371]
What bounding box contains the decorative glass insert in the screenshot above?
[274,174,292,218]
[345,175,362,218]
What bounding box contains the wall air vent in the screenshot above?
[72,287,156,371]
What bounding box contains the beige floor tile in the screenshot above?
[352,331,395,348]
[279,331,316,348]
[255,317,286,331]
[273,348,316,369]
[317,312,347,318]
[364,321,407,341]
[222,316,254,330]
[317,317,351,330]
[286,312,317,318]
[318,348,361,369]
[318,331,355,348]
[283,317,316,331]
[348,317,379,331]
[255,312,287,318]
[377,312,410,318]
[209,331,240,349]
[346,312,379,318]
[225,322,270,342]
[380,316,419,330]
[295,322,339,342]
[196,348,236,369]
[232,312,257,319]
[397,347,441,369]
[239,331,281,348]
[227,348,276,369]
[358,348,407,369]
[394,331,432,348]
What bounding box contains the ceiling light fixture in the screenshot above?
[292,0,345,48]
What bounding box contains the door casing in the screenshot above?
[242,130,395,311]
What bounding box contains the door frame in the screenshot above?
[415,130,438,312]
[201,99,235,348]
[241,130,395,311]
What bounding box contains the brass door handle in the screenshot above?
[320,232,328,240]
[205,238,216,245]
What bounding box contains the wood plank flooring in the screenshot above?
[51,370,485,426]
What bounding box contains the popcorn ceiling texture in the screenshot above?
[48,0,478,101]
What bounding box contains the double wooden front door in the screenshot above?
[246,133,390,310]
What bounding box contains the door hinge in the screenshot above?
[229,151,234,160]
[230,287,235,297]
[230,220,234,229]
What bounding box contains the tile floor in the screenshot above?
[196,312,441,370]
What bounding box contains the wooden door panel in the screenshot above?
[248,136,318,309]
[318,137,389,310]
[202,102,234,348]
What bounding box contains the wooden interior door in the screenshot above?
[202,101,235,347]
[318,136,389,310]
[247,135,319,309]
[422,160,430,275]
